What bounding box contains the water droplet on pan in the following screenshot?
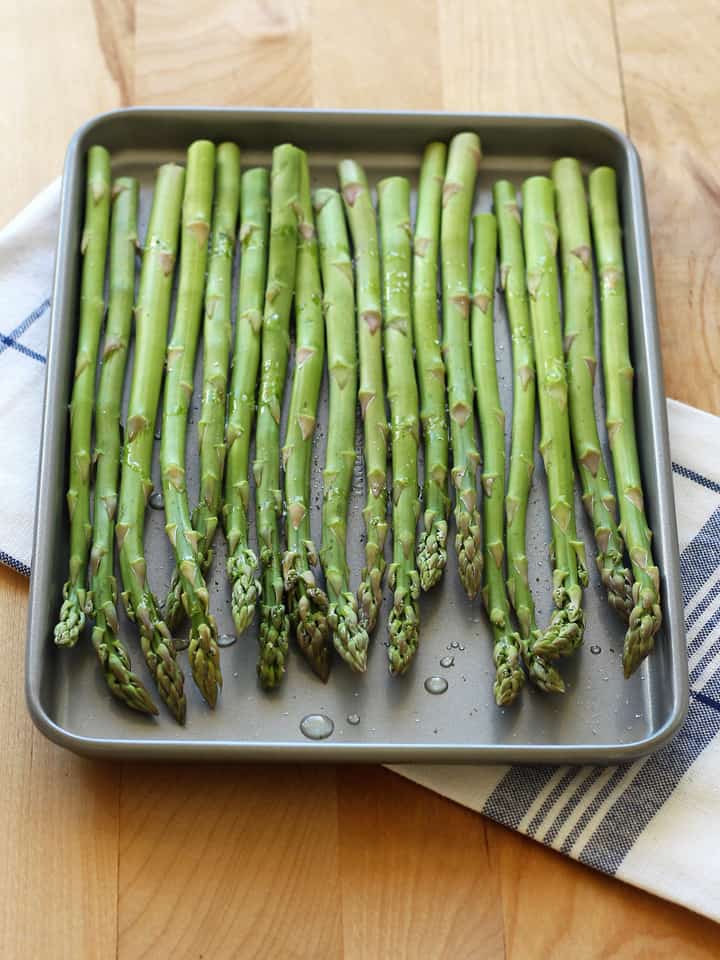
[217,633,236,647]
[424,676,449,695]
[300,714,334,740]
[346,713,360,726]
[439,656,455,668]
[590,644,601,655]
[149,491,164,510]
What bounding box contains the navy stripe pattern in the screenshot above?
[0,298,50,359]
[0,550,31,577]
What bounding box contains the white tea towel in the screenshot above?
[0,180,60,575]
[2,187,719,922]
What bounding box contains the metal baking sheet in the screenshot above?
[26,108,687,763]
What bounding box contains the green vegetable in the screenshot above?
[493,180,564,694]
[522,176,587,661]
[338,159,388,633]
[89,177,157,714]
[315,187,369,673]
[282,152,331,680]
[224,168,269,636]
[255,144,301,689]
[160,140,221,708]
[117,162,187,723]
[378,176,421,675]
[413,142,449,592]
[552,158,632,621]
[441,132,483,599]
[470,213,525,705]
[55,145,111,648]
[589,166,662,677]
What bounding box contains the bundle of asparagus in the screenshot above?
[53,134,662,725]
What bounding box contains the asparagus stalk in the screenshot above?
[160,140,221,708]
[224,168,269,635]
[255,144,301,689]
[338,160,388,634]
[413,142,449,591]
[192,143,241,566]
[117,162,186,723]
[54,146,111,647]
[165,143,242,630]
[494,180,564,694]
[589,167,662,677]
[282,153,331,680]
[470,214,525,705]
[522,176,588,660]
[315,188,370,673]
[441,132,483,599]
[89,178,156,714]
[378,177,421,674]
[552,158,633,621]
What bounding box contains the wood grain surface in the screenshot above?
[1,2,719,957]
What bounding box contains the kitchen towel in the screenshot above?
[2,183,719,922]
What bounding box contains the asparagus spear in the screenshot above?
[165,143,242,630]
[315,188,370,673]
[117,162,186,723]
[471,214,525,705]
[494,180,564,694]
[192,143,241,566]
[282,153,331,681]
[338,160,388,634]
[54,146,111,647]
[441,132,483,599]
[89,178,156,715]
[160,140,221,708]
[522,176,588,660]
[224,168,269,635]
[552,158,633,621]
[589,167,662,677]
[255,144,301,689]
[378,177,421,674]
[413,142,449,592]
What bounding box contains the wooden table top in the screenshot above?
[2,2,719,957]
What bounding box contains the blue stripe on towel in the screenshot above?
[542,768,607,846]
[0,550,31,577]
[525,768,578,836]
[0,298,50,355]
[679,507,720,609]
[672,462,720,497]
[0,335,46,364]
[482,766,558,829]
[578,696,720,874]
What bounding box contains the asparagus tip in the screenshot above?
[54,582,86,647]
[227,550,261,636]
[622,583,662,677]
[417,520,448,592]
[330,593,369,674]
[257,603,290,690]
